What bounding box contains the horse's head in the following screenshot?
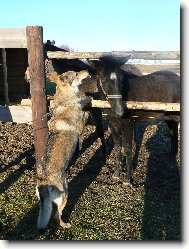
[88,54,131,116]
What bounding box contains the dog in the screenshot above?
[36,70,90,232]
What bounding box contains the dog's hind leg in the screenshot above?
[54,194,71,228]
[56,195,71,228]
[48,186,71,228]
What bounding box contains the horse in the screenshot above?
[88,55,180,185]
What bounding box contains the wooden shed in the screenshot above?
[0,30,66,105]
[0,48,28,103]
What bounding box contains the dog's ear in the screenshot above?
[46,74,66,89]
[46,74,59,84]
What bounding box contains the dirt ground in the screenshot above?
[0,116,180,240]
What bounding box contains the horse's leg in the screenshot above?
[165,120,178,167]
[90,108,107,154]
[121,118,134,184]
[108,118,122,179]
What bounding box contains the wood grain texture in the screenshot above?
[0,28,27,48]
[26,26,48,167]
[47,51,180,60]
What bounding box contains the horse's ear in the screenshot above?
[100,54,131,66]
[87,59,102,71]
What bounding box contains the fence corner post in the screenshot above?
[26,25,48,168]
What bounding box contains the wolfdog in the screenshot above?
[36,70,90,232]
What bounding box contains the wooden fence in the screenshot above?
[0,26,180,167]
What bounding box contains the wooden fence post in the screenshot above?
[26,26,48,168]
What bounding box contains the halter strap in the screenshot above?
[107,95,122,99]
[99,78,122,100]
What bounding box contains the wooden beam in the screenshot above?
[21,98,180,112]
[121,51,180,60]
[47,51,130,59]
[21,98,33,106]
[47,51,180,60]
[0,106,32,123]
[2,48,9,105]
[26,26,48,167]
[136,64,180,76]
[90,100,180,112]
[0,28,27,48]
[0,99,179,124]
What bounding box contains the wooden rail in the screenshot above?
[47,51,180,60]
[90,100,180,112]
[0,100,180,123]
[47,50,180,75]
[20,99,180,112]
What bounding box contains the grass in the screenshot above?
[0,121,181,240]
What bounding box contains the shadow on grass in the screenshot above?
[4,204,39,240]
[132,122,149,173]
[0,145,35,174]
[62,141,112,223]
[7,138,112,240]
[0,146,35,194]
[5,124,112,240]
[140,123,181,240]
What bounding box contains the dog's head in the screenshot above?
[47,70,90,93]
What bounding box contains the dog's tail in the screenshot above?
[36,185,53,232]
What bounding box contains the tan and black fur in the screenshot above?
[36,70,90,232]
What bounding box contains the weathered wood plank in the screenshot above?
[21,98,180,112]
[135,64,180,76]
[0,106,32,123]
[1,99,179,124]
[90,100,180,112]
[47,51,180,60]
[47,51,129,59]
[0,28,27,48]
[124,51,180,60]
[21,98,33,106]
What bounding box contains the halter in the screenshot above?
[99,78,122,101]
